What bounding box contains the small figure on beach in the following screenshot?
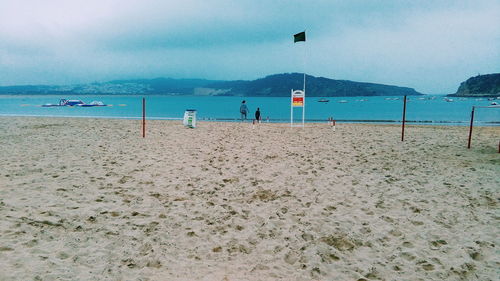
[240,100,248,120]
[255,107,261,123]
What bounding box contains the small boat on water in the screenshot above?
[42,99,82,107]
[338,100,348,103]
[444,98,454,102]
[317,98,329,103]
[79,101,107,107]
[42,99,107,107]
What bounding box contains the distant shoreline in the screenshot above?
[0,93,425,97]
[1,114,498,126]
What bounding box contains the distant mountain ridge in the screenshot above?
[448,73,500,97]
[205,73,422,97]
[0,73,423,97]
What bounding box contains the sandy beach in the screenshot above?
[0,117,498,281]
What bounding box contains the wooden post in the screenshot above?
[142,98,146,138]
[467,106,474,149]
[401,95,407,141]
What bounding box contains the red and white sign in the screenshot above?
[292,90,304,107]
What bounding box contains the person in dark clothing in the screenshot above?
[240,100,248,120]
[255,107,261,123]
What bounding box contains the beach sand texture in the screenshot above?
[0,117,499,281]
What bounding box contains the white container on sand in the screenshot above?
[183,109,197,128]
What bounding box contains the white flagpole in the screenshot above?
[290,89,293,127]
[302,32,306,127]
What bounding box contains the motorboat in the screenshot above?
[42,99,81,107]
[317,98,330,103]
[42,99,107,107]
[79,101,107,107]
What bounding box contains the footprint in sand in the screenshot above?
[417,260,435,271]
[400,252,416,261]
[402,241,414,248]
[57,252,70,260]
[429,239,447,250]
[284,250,300,265]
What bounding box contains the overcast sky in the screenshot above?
[0,0,499,94]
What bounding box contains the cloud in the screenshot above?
[306,0,500,93]
[0,0,498,93]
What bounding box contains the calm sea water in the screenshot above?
[0,95,499,125]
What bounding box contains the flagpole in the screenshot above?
[290,89,294,127]
[302,47,306,127]
[292,30,306,127]
[302,31,306,127]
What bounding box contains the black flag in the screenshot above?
[294,31,306,43]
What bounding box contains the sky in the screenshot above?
[0,0,499,94]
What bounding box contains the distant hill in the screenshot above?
[205,73,422,97]
[0,73,422,97]
[448,73,500,97]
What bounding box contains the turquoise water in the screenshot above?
[0,95,499,125]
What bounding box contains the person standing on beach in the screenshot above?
[255,107,261,123]
[240,100,248,121]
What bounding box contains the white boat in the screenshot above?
[79,101,107,107]
[41,99,107,107]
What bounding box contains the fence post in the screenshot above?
[142,98,146,138]
[467,106,474,149]
[401,95,407,141]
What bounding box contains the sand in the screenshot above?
[0,117,498,281]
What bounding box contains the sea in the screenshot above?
[0,95,499,126]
